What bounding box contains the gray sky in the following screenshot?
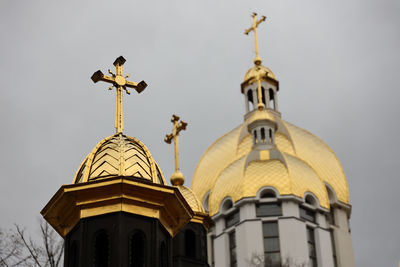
[0,0,399,266]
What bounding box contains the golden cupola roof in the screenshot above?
[191,111,349,216]
[176,185,205,213]
[73,133,166,185]
[244,64,276,82]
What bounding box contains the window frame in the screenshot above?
[262,221,281,267]
[306,227,318,267]
[256,202,282,217]
[299,206,316,223]
[225,209,240,229]
[228,231,237,267]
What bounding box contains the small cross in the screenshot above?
[165,115,187,183]
[245,13,267,110]
[244,12,266,66]
[91,56,147,133]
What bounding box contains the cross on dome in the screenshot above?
[245,13,268,111]
[91,56,148,133]
[165,114,188,186]
[244,12,266,66]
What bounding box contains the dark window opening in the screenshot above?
[261,87,266,105]
[305,195,316,206]
[160,241,168,267]
[269,129,273,143]
[69,241,78,267]
[307,227,318,267]
[256,203,282,217]
[261,128,266,142]
[247,90,254,110]
[94,231,109,267]
[261,190,276,198]
[269,88,275,109]
[185,230,196,258]
[229,231,237,267]
[222,200,233,211]
[225,210,240,229]
[129,231,145,267]
[300,207,316,223]
[254,130,258,144]
[263,222,281,267]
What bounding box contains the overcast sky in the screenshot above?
[0,0,399,266]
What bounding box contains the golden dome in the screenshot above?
[243,64,276,83]
[192,112,349,216]
[73,133,166,185]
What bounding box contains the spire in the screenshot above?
[245,13,267,111]
[91,56,148,133]
[164,114,187,185]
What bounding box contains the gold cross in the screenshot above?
[245,12,266,65]
[91,56,147,133]
[165,115,187,185]
[245,13,267,110]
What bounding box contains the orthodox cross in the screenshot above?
[91,56,147,133]
[245,13,267,110]
[244,12,266,65]
[165,115,187,177]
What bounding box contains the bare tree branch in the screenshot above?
[0,219,63,267]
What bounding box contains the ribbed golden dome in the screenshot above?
[243,64,276,83]
[191,111,349,216]
[73,133,166,185]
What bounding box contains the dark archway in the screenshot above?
[160,241,168,267]
[129,231,146,267]
[185,229,196,258]
[94,230,109,267]
[69,241,78,267]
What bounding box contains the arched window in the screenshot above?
[160,241,168,267]
[269,88,275,109]
[261,128,266,142]
[222,199,233,212]
[129,231,146,267]
[69,241,78,267]
[185,230,196,258]
[269,128,273,143]
[253,130,258,144]
[247,90,254,110]
[260,189,276,198]
[261,86,266,106]
[305,195,317,206]
[94,230,109,267]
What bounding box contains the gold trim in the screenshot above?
[41,177,192,238]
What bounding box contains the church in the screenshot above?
[41,13,355,267]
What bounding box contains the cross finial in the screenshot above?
[244,12,266,66]
[164,114,187,186]
[91,56,147,133]
[245,13,267,110]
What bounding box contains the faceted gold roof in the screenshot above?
[176,185,205,213]
[243,64,276,83]
[73,133,166,185]
[192,111,349,216]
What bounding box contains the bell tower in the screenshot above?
[41,57,193,267]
